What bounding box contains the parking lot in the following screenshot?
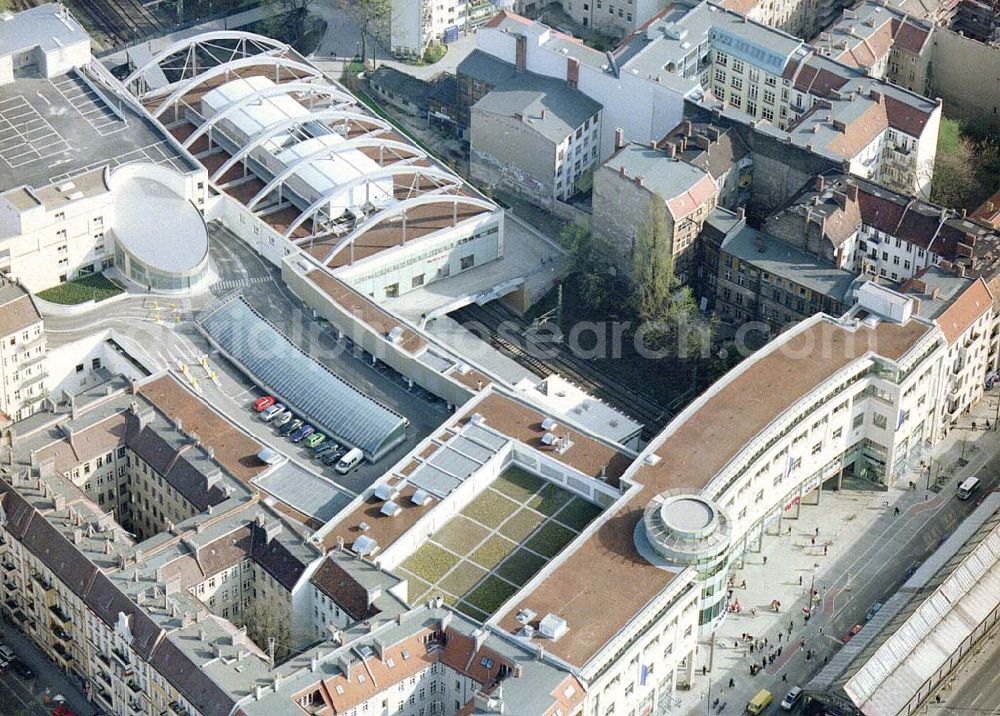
[50,75,126,136]
[0,94,68,168]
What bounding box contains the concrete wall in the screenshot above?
[929,27,1000,129]
[470,108,556,208]
[591,163,657,269]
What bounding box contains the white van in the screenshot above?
[335,447,365,474]
[957,476,981,500]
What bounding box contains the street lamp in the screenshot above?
[808,562,820,617]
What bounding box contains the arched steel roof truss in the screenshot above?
[149,55,323,118]
[124,31,289,97]
[208,108,391,183]
[319,195,496,265]
[245,137,426,210]
[282,165,462,240]
[181,81,354,150]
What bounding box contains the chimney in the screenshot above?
[634,176,644,188]
[473,628,489,653]
[540,108,547,120]
[846,184,859,202]
[815,175,825,192]
[619,165,626,177]
[614,127,624,150]
[736,206,746,221]
[515,34,527,72]
[683,120,693,136]
[666,144,677,158]
[869,89,882,104]
[649,140,657,149]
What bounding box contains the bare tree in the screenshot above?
[339,0,391,66]
[240,600,293,663]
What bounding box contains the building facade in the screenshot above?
[0,282,46,422]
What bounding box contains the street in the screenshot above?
[0,618,91,716]
[680,400,1000,716]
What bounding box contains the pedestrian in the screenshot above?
[761,658,766,670]
[702,665,707,676]
[824,544,828,556]
[823,656,828,665]
[778,633,783,644]
[894,506,901,516]
[800,638,806,649]
[782,674,788,682]
[798,575,803,586]
[789,620,794,633]
[778,646,783,657]
[815,527,819,537]
[735,640,739,649]
[729,678,735,689]
[763,555,768,565]
[741,579,747,588]
[819,627,824,636]
[750,643,755,654]
[811,536,816,546]
[787,525,792,535]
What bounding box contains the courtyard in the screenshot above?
[398,466,603,621]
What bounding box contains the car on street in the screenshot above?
[253,395,275,412]
[10,658,34,679]
[780,686,803,711]
[304,433,326,449]
[865,602,883,621]
[260,403,286,422]
[290,424,314,443]
[0,644,14,661]
[272,411,293,428]
[279,419,303,437]
[842,624,863,643]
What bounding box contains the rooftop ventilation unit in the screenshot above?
[541,432,557,446]
[456,363,471,375]
[387,326,404,344]
[374,483,400,501]
[541,417,558,431]
[411,489,433,506]
[470,412,485,426]
[380,501,401,517]
[516,608,537,625]
[56,181,77,193]
[67,191,84,201]
[353,535,378,556]
[358,521,370,532]
[538,614,568,641]
[644,453,662,466]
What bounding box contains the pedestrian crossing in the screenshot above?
[211,275,273,293]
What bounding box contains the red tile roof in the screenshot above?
[936,277,993,344]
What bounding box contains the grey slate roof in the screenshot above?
[460,50,600,141]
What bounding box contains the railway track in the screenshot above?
[71,0,165,48]
[454,302,676,440]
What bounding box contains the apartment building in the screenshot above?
[390,0,504,59]
[513,0,672,36]
[476,3,942,197]
[820,1,1000,128]
[593,135,720,279]
[0,281,46,422]
[462,50,603,206]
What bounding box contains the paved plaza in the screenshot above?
[676,391,1000,715]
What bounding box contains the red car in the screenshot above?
[252,395,275,412]
[842,624,862,643]
[53,707,77,716]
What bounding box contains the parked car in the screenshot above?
[0,644,14,661]
[279,419,303,437]
[842,624,863,643]
[252,395,275,412]
[865,602,883,621]
[780,686,803,711]
[335,447,365,474]
[313,443,339,458]
[321,450,343,466]
[260,403,286,422]
[53,707,78,716]
[272,411,294,428]
[290,424,314,443]
[10,659,34,679]
[304,433,326,449]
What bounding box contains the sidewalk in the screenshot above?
[677,391,1000,715]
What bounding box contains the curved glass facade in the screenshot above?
[114,243,210,292]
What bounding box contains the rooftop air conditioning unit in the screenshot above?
[56,181,76,193]
[541,417,558,431]
[541,432,556,446]
[470,413,485,426]
[538,614,568,641]
[516,608,537,625]
[353,535,379,556]
[644,453,662,466]
[374,483,400,501]
[358,521,371,532]
[380,501,401,517]
[387,326,404,344]
[411,489,433,506]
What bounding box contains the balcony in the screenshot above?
[30,572,51,591]
[94,651,111,669]
[2,561,16,573]
[112,646,131,667]
[96,669,112,690]
[168,702,191,716]
[49,604,71,626]
[52,625,72,642]
[127,677,142,694]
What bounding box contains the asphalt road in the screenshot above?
[0,618,92,716]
